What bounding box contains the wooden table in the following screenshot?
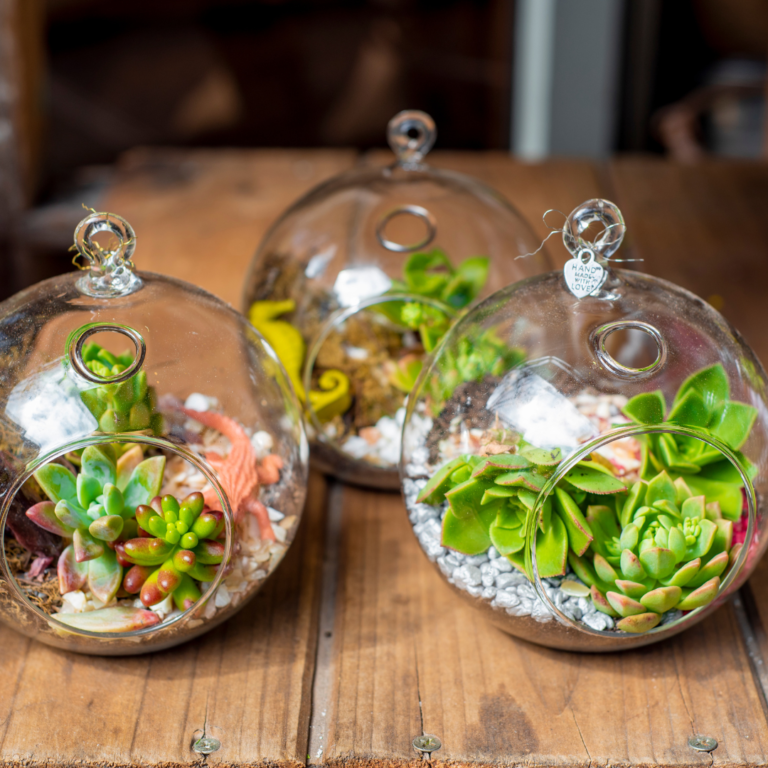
[3,150,768,768]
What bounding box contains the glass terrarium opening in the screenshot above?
[1,435,233,638]
[302,293,456,472]
[524,425,754,637]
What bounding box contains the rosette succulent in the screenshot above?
[116,491,225,611]
[78,342,163,434]
[416,364,755,633]
[26,445,165,604]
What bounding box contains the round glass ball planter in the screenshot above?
[243,111,550,489]
[0,211,308,655]
[400,200,767,651]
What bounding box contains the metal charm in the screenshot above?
[563,248,606,299]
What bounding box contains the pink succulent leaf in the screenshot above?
[58,545,88,594]
[26,501,75,537]
[54,606,161,632]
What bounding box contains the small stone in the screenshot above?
[481,586,497,600]
[582,611,614,631]
[184,393,214,411]
[490,557,512,573]
[531,600,555,622]
[214,584,231,608]
[488,547,499,559]
[493,591,520,609]
[481,570,496,588]
[560,580,590,598]
[453,565,482,587]
[495,572,523,589]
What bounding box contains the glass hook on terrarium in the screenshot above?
[72,210,142,298]
[387,110,437,168]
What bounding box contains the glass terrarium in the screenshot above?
[242,110,550,489]
[0,211,308,655]
[401,199,768,651]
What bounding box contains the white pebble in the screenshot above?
[185,393,215,411]
[60,590,87,613]
[251,430,274,458]
[453,565,482,587]
[214,584,231,608]
[273,525,287,543]
[490,557,512,573]
[582,611,613,631]
[493,591,520,609]
[151,594,174,619]
[267,506,285,522]
[495,572,525,589]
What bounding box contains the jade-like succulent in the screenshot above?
[116,491,225,611]
[26,445,165,604]
[78,342,163,434]
[416,363,755,633]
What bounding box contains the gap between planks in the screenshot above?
[308,481,345,765]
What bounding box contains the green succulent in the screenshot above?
[416,363,755,634]
[432,331,526,403]
[375,250,488,353]
[78,342,163,434]
[117,492,225,612]
[393,249,489,310]
[623,363,757,519]
[26,445,165,604]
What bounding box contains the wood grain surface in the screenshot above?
[3,149,768,768]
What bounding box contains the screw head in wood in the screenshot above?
[193,736,221,755]
[688,735,717,752]
[413,734,442,754]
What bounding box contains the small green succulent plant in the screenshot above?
[623,363,757,518]
[26,445,165,604]
[78,342,163,434]
[417,363,756,634]
[116,492,225,611]
[377,249,489,353]
[26,447,225,622]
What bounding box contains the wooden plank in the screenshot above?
[0,471,327,768]
[323,487,768,768]
[103,147,357,307]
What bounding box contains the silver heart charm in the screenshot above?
[563,249,606,298]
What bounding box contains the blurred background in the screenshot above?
[0,0,766,299]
